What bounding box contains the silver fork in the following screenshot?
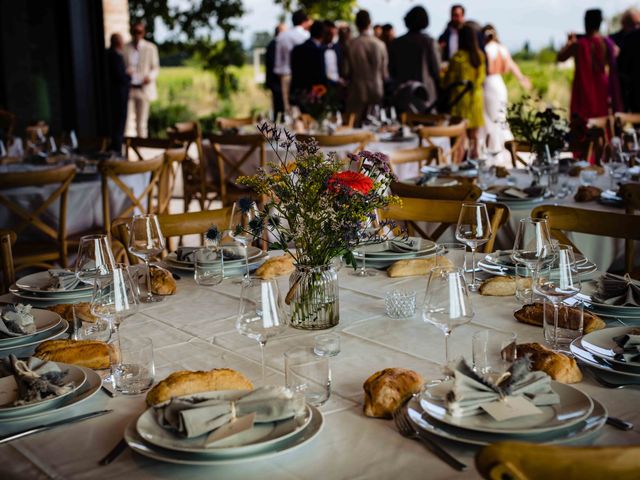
[393,399,467,471]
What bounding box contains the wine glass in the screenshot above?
[511,218,556,275]
[220,229,251,284]
[533,245,581,351]
[90,264,139,335]
[455,203,492,291]
[128,214,165,303]
[422,267,474,382]
[604,138,627,190]
[236,278,287,385]
[352,225,382,277]
[75,234,116,286]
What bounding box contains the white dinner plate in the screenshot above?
[8,284,92,302]
[125,404,323,466]
[0,363,86,418]
[570,338,640,380]
[16,271,92,294]
[167,246,263,266]
[420,380,593,435]
[163,252,268,274]
[0,319,69,358]
[485,250,588,269]
[137,394,312,455]
[581,327,640,368]
[0,365,102,424]
[408,396,607,447]
[0,308,62,347]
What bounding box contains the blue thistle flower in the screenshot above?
[238,197,255,214]
[205,225,220,242]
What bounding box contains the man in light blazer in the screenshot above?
[124,22,159,138]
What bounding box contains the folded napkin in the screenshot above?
[0,355,73,406]
[154,386,305,438]
[0,304,35,338]
[175,246,226,263]
[593,273,640,306]
[479,192,497,202]
[612,331,640,363]
[446,359,559,417]
[360,236,422,254]
[47,269,81,291]
[601,190,623,201]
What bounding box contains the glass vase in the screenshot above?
[288,264,339,330]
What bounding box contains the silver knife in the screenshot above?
[0,409,112,444]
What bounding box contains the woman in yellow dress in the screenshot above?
[444,23,486,159]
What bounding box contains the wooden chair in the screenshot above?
[401,112,457,127]
[294,131,374,156]
[390,181,482,202]
[615,112,640,126]
[531,205,640,274]
[99,156,164,236]
[216,117,254,130]
[24,122,49,144]
[417,121,467,164]
[0,229,16,294]
[388,146,442,173]
[157,148,188,215]
[0,109,16,139]
[476,441,640,480]
[125,137,180,161]
[504,140,533,168]
[0,164,75,270]
[587,115,613,139]
[620,183,640,213]
[379,197,509,252]
[113,208,233,264]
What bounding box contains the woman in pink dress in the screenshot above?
[557,9,622,121]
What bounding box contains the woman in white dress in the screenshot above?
[481,25,531,164]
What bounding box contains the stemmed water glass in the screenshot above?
[533,245,581,351]
[422,266,474,382]
[604,138,628,189]
[236,278,287,385]
[455,203,492,291]
[511,218,556,278]
[128,214,165,303]
[90,264,139,337]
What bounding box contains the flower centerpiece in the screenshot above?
[297,84,341,129]
[236,123,399,329]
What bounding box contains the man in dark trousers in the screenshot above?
[106,33,130,154]
[265,24,286,120]
[290,21,327,103]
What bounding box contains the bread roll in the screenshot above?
[514,342,582,383]
[150,265,176,295]
[479,276,516,296]
[363,368,424,418]
[255,255,295,279]
[574,185,602,202]
[146,368,254,406]
[514,303,605,333]
[387,257,452,278]
[47,303,98,323]
[35,339,116,369]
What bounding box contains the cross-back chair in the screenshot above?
[390,181,482,202]
[0,164,75,270]
[388,146,442,174]
[0,229,16,294]
[401,112,457,127]
[619,183,640,214]
[379,197,509,252]
[125,137,180,161]
[216,117,254,131]
[418,121,467,164]
[615,112,640,126]
[294,131,374,156]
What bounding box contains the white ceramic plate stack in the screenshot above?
[407,381,606,446]
[0,309,69,358]
[355,239,437,269]
[570,327,640,386]
[0,362,102,425]
[163,247,268,277]
[9,271,93,304]
[478,250,598,278]
[577,283,640,324]
[125,390,324,465]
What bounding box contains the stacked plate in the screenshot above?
[407,381,606,446]
[0,362,102,425]
[9,271,92,303]
[125,391,324,465]
[0,308,69,358]
[577,283,640,324]
[356,239,437,269]
[570,327,640,385]
[163,247,268,277]
[478,250,598,277]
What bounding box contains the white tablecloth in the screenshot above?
[1,265,639,479]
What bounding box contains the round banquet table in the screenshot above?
[0,264,638,479]
[0,162,150,239]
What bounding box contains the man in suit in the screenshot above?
[344,10,388,125]
[290,20,327,101]
[124,22,160,138]
[619,27,640,111]
[106,33,130,153]
[322,20,343,86]
[265,24,287,120]
[438,4,465,62]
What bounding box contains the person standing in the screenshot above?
[439,4,465,62]
[443,23,486,159]
[290,21,327,99]
[557,9,622,121]
[124,23,159,138]
[619,26,640,112]
[265,24,287,120]
[322,20,343,86]
[106,33,130,153]
[274,10,312,113]
[344,10,388,125]
[381,24,395,51]
[611,8,640,49]
[388,6,440,109]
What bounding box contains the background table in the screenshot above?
[1,265,638,479]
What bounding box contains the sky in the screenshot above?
[235,0,636,52]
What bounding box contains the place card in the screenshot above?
[480,395,543,422]
[502,188,529,199]
[204,412,256,446]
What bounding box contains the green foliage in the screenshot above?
[275,0,357,21]
[506,96,568,156]
[147,103,195,138]
[504,60,572,110]
[251,31,273,50]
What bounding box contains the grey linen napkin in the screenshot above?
[0,355,73,406]
[176,246,236,262]
[446,359,559,417]
[154,386,306,438]
[593,273,640,306]
[612,332,640,363]
[47,269,81,291]
[360,236,422,254]
[0,304,36,338]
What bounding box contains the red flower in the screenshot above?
[328,171,374,195]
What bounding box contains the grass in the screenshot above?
[503,60,573,111]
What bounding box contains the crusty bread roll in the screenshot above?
[35,339,116,369]
[514,303,605,333]
[514,342,583,383]
[255,255,295,279]
[47,302,98,323]
[150,265,176,295]
[574,185,602,202]
[568,164,605,177]
[387,256,452,278]
[363,368,424,418]
[145,368,254,406]
[479,276,516,296]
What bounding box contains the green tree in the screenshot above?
[275,0,357,21]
